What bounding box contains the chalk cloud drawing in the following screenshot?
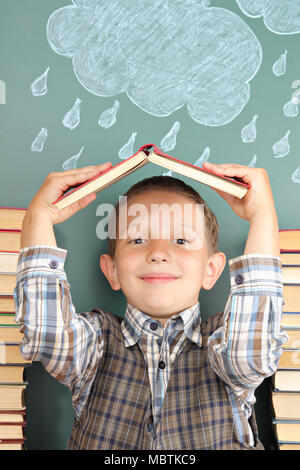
[62,98,81,129]
[30,67,50,96]
[272,131,291,158]
[236,1,300,34]
[283,100,298,118]
[47,0,262,127]
[118,132,137,160]
[31,128,48,152]
[241,115,258,143]
[160,122,180,152]
[272,51,287,76]
[62,146,84,170]
[98,100,120,129]
[292,166,300,183]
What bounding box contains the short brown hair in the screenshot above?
[107,176,219,257]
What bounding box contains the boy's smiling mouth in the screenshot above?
[139,273,179,284]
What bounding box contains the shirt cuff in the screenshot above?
[16,245,68,282]
[228,253,283,296]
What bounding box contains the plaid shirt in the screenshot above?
[123,303,201,429]
[13,246,288,449]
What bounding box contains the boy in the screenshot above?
[14,160,287,450]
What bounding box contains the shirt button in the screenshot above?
[159,361,166,370]
[49,259,59,269]
[150,322,158,331]
[147,422,153,433]
[235,274,244,285]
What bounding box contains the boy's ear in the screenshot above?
[201,251,226,290]
[100,254,121,291]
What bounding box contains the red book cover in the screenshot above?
[0,438,26,443]
[0,229,21,233]
[0,421,26,426]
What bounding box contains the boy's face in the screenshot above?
[100,190,226,326]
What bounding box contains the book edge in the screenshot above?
[53,150,148,206]
[150,149,250,189]
[148,153,248,198]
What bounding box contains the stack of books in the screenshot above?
[0,207,29,450]
[272,229,300,450]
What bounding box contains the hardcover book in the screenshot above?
[280,230,300,252]
[53,144,250,210]
[0,208,26,231]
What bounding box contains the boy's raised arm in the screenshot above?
[14,163,112,417]
[202,162,280,256]
[203,162,288,408]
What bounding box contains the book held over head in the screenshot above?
[53,144,250,210]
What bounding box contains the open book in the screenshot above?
[53,144,250,210]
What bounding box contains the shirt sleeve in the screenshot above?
[13,245,104,417]
[207,253,289,406]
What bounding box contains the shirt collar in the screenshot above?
[121,302,202,348]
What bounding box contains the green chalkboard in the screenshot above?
[0,0,300,450]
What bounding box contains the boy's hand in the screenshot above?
[203,162,280,255]
[202,162,276,222]
[26,163,112,225]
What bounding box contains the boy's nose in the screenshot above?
[146,240,170,263]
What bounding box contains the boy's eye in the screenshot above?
[129,238,146,245]
[174,238,189,245]
[128,238,190,245]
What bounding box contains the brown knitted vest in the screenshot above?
[67,310,264,450]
